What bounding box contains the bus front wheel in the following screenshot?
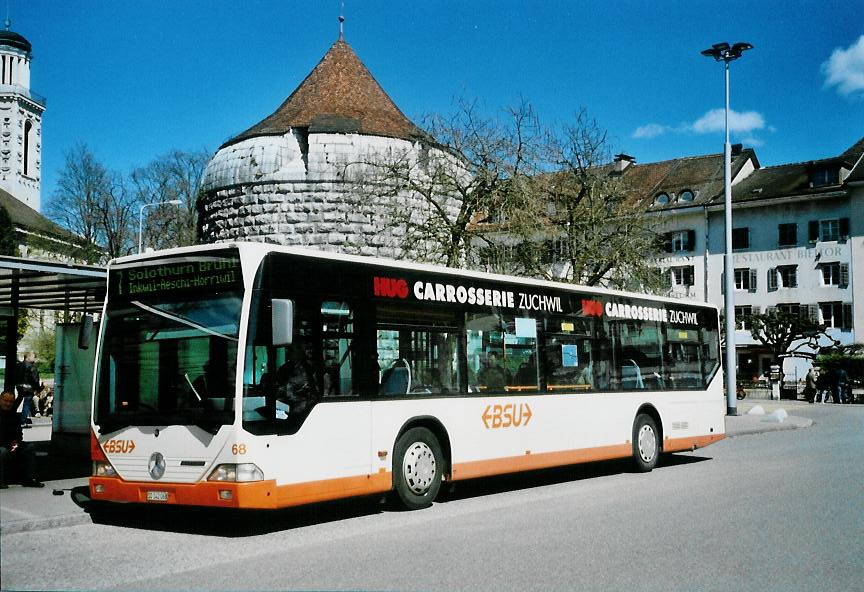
[393,427,443,510]
[632,414,659,472]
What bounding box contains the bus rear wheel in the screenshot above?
[632,414,659,472]
[393,427,443,510]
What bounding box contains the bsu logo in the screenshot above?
[581,299,603,317]
[373,276,408,299]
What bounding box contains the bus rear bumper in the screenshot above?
[89,477,279,509]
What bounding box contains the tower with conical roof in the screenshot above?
[0,19,44,211]
[198,30,457,260]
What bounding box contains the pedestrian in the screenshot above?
[804,367,817,404]
[15,352,40,428]
[834,367,849,404]
[0,390,45,488]
[815,367,831,404]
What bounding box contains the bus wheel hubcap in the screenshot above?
[638,425,656,462]
[403,442,436,495]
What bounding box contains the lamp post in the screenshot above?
[138,199,182,254]
[701,42,752,416]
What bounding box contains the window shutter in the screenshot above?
[842,303,853,330]
[840,263,849,287]
[663,232,673,253]
[767,268,777,292]
[721,272,724,294]
[808,220,819,243]
[749,269,758,292]
[686,266,695,286]
[686,230,696,251]
[839,217,850,240]
[790,266,798,288]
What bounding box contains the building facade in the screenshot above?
[637,138,863,380]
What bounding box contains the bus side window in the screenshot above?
[375,304,461,396]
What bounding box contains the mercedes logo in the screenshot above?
[148,452,166,480]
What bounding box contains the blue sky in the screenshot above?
[14,0,864,207]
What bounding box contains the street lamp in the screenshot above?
[701,41,752,416]
[138,199,182,254]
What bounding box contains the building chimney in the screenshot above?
[613,153,635,173]
[731,143,743,156]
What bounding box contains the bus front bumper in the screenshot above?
[89,477,278,509]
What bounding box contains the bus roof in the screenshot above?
[110,241,717,311]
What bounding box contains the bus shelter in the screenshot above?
[0,255,106,392]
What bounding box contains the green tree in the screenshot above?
[0,205,14,255]
[743,309,840,384]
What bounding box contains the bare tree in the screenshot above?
[92,171,138,260]
[130,149,209,251]
[344,98,542,267]
[46,143,109,262]
[504,109,664,291]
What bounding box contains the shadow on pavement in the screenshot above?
[62,453,711,537]
[76,492,385,537]
[438,453,712,505]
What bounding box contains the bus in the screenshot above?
[89,242,724,511]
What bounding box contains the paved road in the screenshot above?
[1,404,861,591]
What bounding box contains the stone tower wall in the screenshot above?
[199,131,462,261]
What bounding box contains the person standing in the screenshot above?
[834,367,849,404]
[0,390,44,488]
[804,367,818,404]
[16,352,40,428]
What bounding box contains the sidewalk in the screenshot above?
[1,406,815,534]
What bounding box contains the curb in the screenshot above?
[725,414,813,438]
[1,512,92,534]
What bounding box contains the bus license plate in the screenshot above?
[146,491,168,502]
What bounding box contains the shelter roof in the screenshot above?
[0,256,106,313]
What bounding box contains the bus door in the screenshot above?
[243,295,370,482]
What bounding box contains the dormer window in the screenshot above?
[678,189,694,202]
[812,168,839,187]
[654,193,670,206]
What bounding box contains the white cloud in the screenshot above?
[822,35,864,97]
[632,108,766,141]
[632,123,671,139]
[691,108,766,134]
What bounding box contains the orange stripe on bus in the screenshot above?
[275,472,391,508]
[452,443,633,481]
[663,433,725,452]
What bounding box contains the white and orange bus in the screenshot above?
[89,242,724,511]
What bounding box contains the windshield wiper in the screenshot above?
[131,300,239,341]
[184,373,203,401]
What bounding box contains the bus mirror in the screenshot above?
[272,299,294,346]
[78,314,94,350]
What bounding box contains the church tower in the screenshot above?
[0,20,44,211]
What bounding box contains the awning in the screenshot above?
[0,256,107,314]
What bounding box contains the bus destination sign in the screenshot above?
[111,253,242,298]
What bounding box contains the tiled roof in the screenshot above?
[225,39,425,147]
[730,137,864,202]
[0,189,80,242]
[622,149,757,211]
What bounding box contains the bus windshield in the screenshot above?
[94,250,243,434]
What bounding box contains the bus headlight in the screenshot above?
[207,463,264,482]
[93,461,117,477]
